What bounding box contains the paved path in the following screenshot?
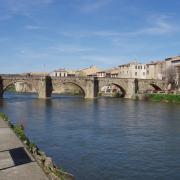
[0,118,49,180]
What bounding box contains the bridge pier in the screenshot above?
[38,76,52,99]
[0,77,3,99]
[84,77,99,99]
[125,79,137,99]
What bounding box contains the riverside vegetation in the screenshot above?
[145,94,180,103]
[0,112,74,180]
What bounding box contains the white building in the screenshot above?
[110,69,119,78]
[165,56,180,87]
[118,61,147,79]
[146,61,166,80]
[78,65,101,77]
[96,71,107,78]
[50,68,68,77]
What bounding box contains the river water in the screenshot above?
[0,92,180,180]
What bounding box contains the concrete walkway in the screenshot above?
[0,118,49,180]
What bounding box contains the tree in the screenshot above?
[166,66,177,89]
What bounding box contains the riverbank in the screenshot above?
[139,94,180,103]
[0,113,74,180]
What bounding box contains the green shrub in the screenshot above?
[13,125,27,141]
[0,112,9,121]
[0,113,69,179]
[98,92,102,96]
[112,92,121,97]
[147,94,180,103]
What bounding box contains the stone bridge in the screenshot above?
[0,75,167,99]
[0,75,53,99]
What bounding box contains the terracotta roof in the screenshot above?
[118,61,145,67]
[146,60,165,65]
[111,69,119,74]
[165,56,180,61]
[80,66,101,75]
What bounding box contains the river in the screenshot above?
[0,92,180,180]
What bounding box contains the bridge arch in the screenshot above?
[99,83,126,98]
[138,79,166,94]
[53,81,86,97]
[3,80,37,93]
[149,83,162,91]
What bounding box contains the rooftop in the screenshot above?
[165,56,180,61]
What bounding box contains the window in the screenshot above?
[147,70,149,75]
[135,66,137,69]
[135,72,137,76]
[143,72,145,76]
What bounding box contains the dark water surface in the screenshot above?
[0,92,180,180]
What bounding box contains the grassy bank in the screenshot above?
[0,112,74,180]
[146,94,180,103]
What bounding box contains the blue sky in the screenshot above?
[0,0,180,73]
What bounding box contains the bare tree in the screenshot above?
[166,66,177,89]
[176,66,180,89]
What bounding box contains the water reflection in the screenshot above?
[0,92,180,180]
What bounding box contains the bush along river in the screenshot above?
[0,92,180,180]
[0,112,74,180]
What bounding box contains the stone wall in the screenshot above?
[52,83,83,95]
[0,75,168,99]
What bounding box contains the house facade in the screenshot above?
[79,65,101,77]
[117,62,147,79]
[165,56,180,87]
[49,68,68,77]
[146,61,166,80]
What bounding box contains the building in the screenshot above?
[50,68,77,77]
[49,68,68,77]
[146,61,166,80]
[96,71,107,77]
[145,56,180,88]
[50,66,101,77]
[28,72,49,76]
[165,56,180,86]
[117,61,147,79]
[110,69,119,78]
[78,65,101,77]
[165,56,180,70]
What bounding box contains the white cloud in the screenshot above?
[19,48,48,59]
[61,14,178,41]
[135,14,176,35]
[46,45,95,53]
[60,30,122,38]
[0,0,54,16]
[17,44,95,61]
